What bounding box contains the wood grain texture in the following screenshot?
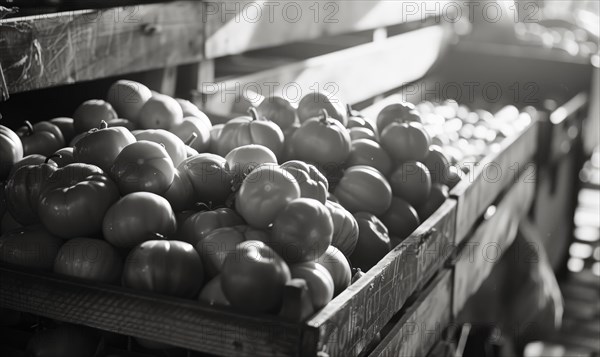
[369,270,453,357]
[451,117,538,245]
[204,0,453,59]
[0,1,204,95]
[453,166,537,316]
[305,199,457,357]
[0,266,302,357]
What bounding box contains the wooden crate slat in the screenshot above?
[0,1,205,95]
[204,0,452,59]
[204,25,446,115]
[0,266,302,357]
[305,199,457,357]
[369,270,454,357]
[453,165,537,316]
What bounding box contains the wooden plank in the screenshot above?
[0,1,205,94]
[204,0,453,59]
[369,270,453,357]
[453,166,537,316]
[0,266,302,357]
[451,115,538,245]
[305,199,457,357]
[204,25,447,115]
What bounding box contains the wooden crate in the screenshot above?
[453,165,537,316]
[368,270,454,357]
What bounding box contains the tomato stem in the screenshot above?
[152,233,166,240]
[44,153,62,164]
[247,107,260,121]
[23,121,33,136]
[99,120,108,129]
[319,109,329,123]
[184,132,198,146]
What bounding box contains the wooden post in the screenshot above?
[176,59,215,105]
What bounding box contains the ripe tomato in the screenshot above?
[106,80,152,120]
[178,153,233,206]
[39,167,120,239]
[73,99,118,134]
[380,122,431,163]
[346,139,393,177]
[106,118,137,131]
[110,141,175,195]
[297,91,347,126]
[268,198,333,263]
[315,245,351,296]
[137,94,184,130]
[49,117,76,144]
[216,108,284,159]
[8,154,46,178]
[221,240,291,313]
[334,166,392,216]
[102,192,177,248]
[289,261,334,310]
[349,127,378,142]
[235,164,301,228]
[347,107,376,132]
[349,212,391,271]
[0,125,24,180]
[163,168,196,212]
[195,225,268,278]
[133,129,187,167]
[49,147,75,167]
[379,197,420,241]
[446,165,464,189]
[123,240,204,298]
[280,160,329,204]
[26,324,99,357]
[177,99,212,127]
[17,121,65,157]
[198,275,230,307]
[73,122,136,172]
[257,96,297,131]
[1,211,22,234]
[389,161,432,208]
[417,183,449,221]
[180,208,245,246]
[376,102,421,134]
[208,124,224,155]
[290,110,352,168]
[170,116,211,153]
[423,145,451,185]
[325,200,359,256]
[225,144,278,177]
[53,237,122,283]
[0,226,63,271]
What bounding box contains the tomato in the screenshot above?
[389,161,432,207]
[106,118,137,131]
[103,192,177,248]
[4,162,57,225]
[221,240,291,313]
[137,94,183,130]
[0,125,24,180]
[1,211,22,234]
[289,261,334,310]
[106,80,152,120]
[17,121,65,157]
[379,197,420,240]
[347,107,376,133]
[196,225,268,278]
[170,116,211,153]
[208,124,224,154]
[186,145,199,158]
[235,164,301,228]
[176,99,212,128]
[349,127,378,142]
[380,122,431,163]
[334,166,392,216]
[417,183,449,221]
[0,226,63,271]
[346,139,393,177]
[178,153,233,206]
[133,129,187,167]
[315,245,351,296]
[73,121,136,172]
[349,212,391,271]
[280,160,329,204]
[49,117,76,143]
[49,147,75,167]
[297,91,347,126]
[376,102,421,134]
[325,200,359,256]
[225,144,278,177]
[180,208,245,246]
[198,275,230,307]
[27,324,99,357]
[290,110,352,168]
[53,237,122,283]
[446,165,464,189]
[216,108,284,159]
[8,154,46,178]
[110,141,175,195]
[257,96,297,131]
[423,145,451,185]
[163,168,196,212]
[123,240,204,298]
[39,166,120,239]
[73,99,118,134]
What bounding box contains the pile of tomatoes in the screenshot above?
[0,79,464,323]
